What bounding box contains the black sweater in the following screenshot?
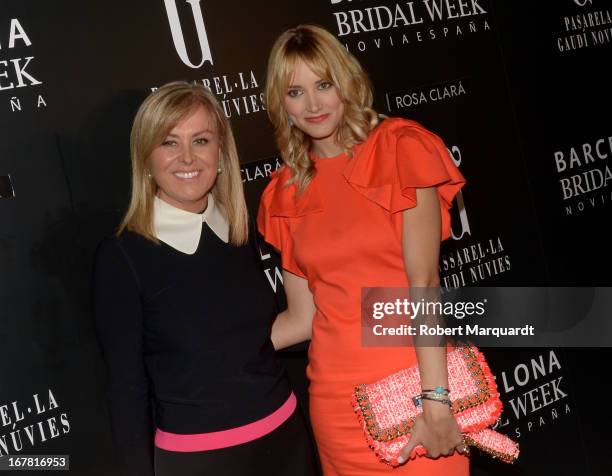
[93,224,290,476]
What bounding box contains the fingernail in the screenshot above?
[397,456,405,464]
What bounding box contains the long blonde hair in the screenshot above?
[264,24,379,190]
[118,81,248,245]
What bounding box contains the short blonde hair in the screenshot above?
[264,24,379,190]
[118,81,248,245]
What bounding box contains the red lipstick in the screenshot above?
[305,114,330,124]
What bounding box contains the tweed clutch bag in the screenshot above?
[351,343,519,466]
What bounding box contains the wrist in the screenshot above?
[422,399,453,420]
[412,387,452,409]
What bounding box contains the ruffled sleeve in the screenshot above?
[343,118,465,240]
[257,167,321,279]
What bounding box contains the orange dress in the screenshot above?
[258,118,468,475]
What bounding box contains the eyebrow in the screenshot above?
[166,129,214,137]
[287,79,328,89]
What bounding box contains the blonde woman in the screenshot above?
[94,82,316,476]
[258,26,468,475]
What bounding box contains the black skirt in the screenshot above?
[154,409,319,476]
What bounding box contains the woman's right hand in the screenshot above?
[397,401,466,464]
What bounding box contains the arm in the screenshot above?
[271,270,315,350]
[398,187,463,462]
[93,239,154,476]
[403,187,448,394]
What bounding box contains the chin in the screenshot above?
[309,129,337,141]
[167,189,208,204]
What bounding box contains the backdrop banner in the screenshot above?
[1,1,610,474]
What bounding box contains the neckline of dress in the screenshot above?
[310,150,347,162]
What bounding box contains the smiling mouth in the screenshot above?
[174,170,201,179]
[305,114,330,123]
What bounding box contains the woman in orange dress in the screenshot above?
[258,25,469,475]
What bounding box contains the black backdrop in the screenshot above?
[1,1,611,474]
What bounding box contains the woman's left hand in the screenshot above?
[397,400,466,463]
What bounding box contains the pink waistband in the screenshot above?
[154,393,297,452]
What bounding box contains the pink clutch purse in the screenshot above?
[351,343,519,466]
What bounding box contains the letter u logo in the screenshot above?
[164,0,213,68]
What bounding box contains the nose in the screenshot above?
[305,91,321,113]
[179,145,194,165]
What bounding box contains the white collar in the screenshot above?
[153,194,229,254]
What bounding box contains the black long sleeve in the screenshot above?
[93,238,154,476]
[92,226,290,474]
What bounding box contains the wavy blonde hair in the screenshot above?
[265,24,380,190]
[118,81,248,245]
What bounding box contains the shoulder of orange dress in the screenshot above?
[263,164,293,195]
[270,163,293,182]
[375,116,429,133]
[359,118,430,149]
